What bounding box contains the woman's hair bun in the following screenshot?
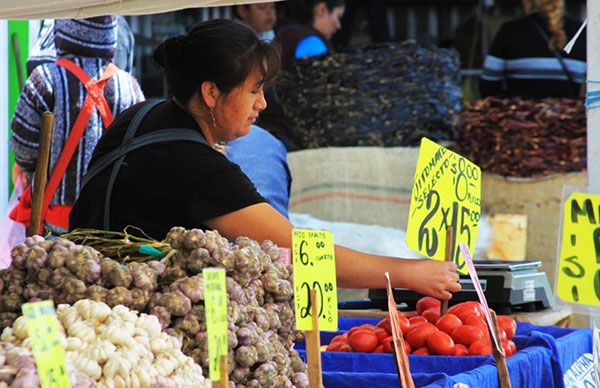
[153,35,187,69]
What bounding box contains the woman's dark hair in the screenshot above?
[283,0,345,25]
[153,19,280,104]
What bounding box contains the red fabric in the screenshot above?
[10,59,118,234]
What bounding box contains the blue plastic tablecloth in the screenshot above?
[296,317,592,388]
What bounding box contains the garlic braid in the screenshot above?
[523,0,567,50]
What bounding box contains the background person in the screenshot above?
[71,19,460,300]
[10,17,144,234]
[226,125,291,218]
[277,0,345,70]
[479,0,585,98]
[26,16,136,75]
[234,2,277,42]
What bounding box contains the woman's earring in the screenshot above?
[210,108,217,129]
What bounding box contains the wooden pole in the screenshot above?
[213,354,229,388]
[490,310,511,388]
[29,112,53,237]
[440,226,454,316]
[305,288,323,388]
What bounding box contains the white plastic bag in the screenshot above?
[0,178,26,269]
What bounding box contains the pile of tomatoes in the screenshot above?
[325,297,517,357]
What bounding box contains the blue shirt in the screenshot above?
[227,126,291,218]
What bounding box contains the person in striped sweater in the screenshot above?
[480,0,585,99]
[10,16,144,233]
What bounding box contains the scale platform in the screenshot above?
[368,260,555,314]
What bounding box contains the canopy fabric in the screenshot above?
[1,0,273,20]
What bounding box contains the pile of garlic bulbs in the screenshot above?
[1,300,210,387]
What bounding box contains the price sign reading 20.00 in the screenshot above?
[557,192,600,307]
[406,138,482,274]
[292,229,338,331]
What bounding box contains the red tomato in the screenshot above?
[376,317,392,335]
[409,316,428,325]
[497,316,517,339]
[349,330,378,353]
[373,344,384,353]
[382,336,394,353]
[422,307,441,324]
[448,302,484,323]
[398,312,411,335]
[382,337,411,354]
[465,315,489,336]
[426,331,455,355]
[452,343,469,356]
[329,334,348,345]
[497,329,507,342]
[436,314,463,335]
[347,326,365,338]
[451,325,485,346]
[507,340,516,355]
[465,301,486,317]
[412,347,430,355]
[406,323,438,349]
[376,311,410,336]
[326,341,351,352]
[338,344,352,352]
[359,324,378,332]
[325,342,342,351]
[468,340,492,356]
[416,297,441,315]
[404,311,419,319]
[373,328,389,344]
[501,340,512,357]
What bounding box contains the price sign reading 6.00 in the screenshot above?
[292,229,338,331]
[557,192,600,307]
[406,138,482,274]
[203,268,228,381]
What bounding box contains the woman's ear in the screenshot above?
[314,2,328,18]
[200,81,221,108]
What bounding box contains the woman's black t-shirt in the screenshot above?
[70,99,266,240]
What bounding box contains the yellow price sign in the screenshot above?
[292,229,338,331]
[557,192,600,306]
[406,138,482,274]
[21,301,71,388]
[203,268,228,381]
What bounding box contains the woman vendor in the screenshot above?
[70,19,460,300]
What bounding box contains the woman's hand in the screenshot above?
[407,259,461,300]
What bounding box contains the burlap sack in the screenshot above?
[288,147,419,230]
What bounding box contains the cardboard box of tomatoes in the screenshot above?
[324,298,517,357]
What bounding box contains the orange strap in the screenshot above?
[11,59,118,234]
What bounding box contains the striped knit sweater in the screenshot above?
[480,13,586,99]
[11,17,144,207]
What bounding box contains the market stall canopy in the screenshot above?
[1,0,275,20]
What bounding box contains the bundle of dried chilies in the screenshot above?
[457,97,586,177]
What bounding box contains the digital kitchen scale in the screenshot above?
[367,260,555,314]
